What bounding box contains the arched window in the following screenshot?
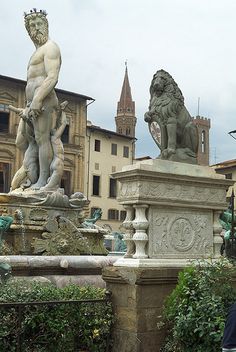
[126,128,130,136]
[201,130,206,153]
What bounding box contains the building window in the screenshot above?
[123,146,129,158]
[112,166,116,173]
[90,207,100,218]
[225,173,232,180]
[92,175,100,196]
[61,125,69,144]
[60,170,71,196]
[118,127,122,134]
[201,130,206,153]
[108,209,119,220]
[95,163,99,170]
[120,210,127,221]
[0,163,11,193]
[109,178,117,198]
[0,112,9,133]
[94,139,101,152]
[126,128,130,136]
[111,143,117,155]
[0,104,9,112]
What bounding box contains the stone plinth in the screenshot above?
[103,265,180,352]
[104,159,233,351]
[112,159,233,264]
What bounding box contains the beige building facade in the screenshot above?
[84,66,137,231]
[84,122,135,231]
[0,74,93,195]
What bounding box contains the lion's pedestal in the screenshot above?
[102,159,233,352]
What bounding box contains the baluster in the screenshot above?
[132,204,149,259]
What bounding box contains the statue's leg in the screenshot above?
[31,107,53,189]
[162,119,177,158]
[183,122,198,153]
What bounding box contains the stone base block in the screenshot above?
[102,265,180,352]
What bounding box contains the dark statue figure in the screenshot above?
[82,208,102,228]
[144,69,198,164]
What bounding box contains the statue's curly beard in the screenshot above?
[29,29,48,46]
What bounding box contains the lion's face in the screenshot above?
[151,71,168,96]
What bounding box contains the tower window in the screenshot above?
[118,128,122,134]
[201,130,206,153]
[94,139,101,152]
[92,175,100,196]
[111,143,117,155]
[126,128,131,136]
[123,146,129,158]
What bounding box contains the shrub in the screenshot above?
[0,280,113,352]
[161,258,236,352]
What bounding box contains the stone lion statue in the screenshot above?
[144,69,198,164]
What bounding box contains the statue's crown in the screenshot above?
[24,9,47,18]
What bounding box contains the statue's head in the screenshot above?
[150,70,171,96]
[24,9,48,46]
[150,69,184,104]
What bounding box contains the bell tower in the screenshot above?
[193,116,211,166]
[115,64,136,138]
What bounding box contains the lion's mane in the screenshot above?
[149,70,184,124]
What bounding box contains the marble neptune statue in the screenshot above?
[9,9,67,193]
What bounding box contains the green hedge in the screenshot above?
[0,280,113,352]
[160,259,236,352]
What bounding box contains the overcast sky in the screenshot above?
[1,0,236,163]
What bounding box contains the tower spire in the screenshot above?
[115,64,136,138]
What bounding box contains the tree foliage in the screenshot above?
[161,259,236,352]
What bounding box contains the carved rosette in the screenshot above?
[122,205,135,258]
[213,210,223,258]
[132,205,149,259]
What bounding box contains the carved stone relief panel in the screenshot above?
[119,180,226,207]
[148,207,213,259]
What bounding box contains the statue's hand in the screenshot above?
[28,109,41,120]
[29,100,44,119]
[19,108,29,121]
